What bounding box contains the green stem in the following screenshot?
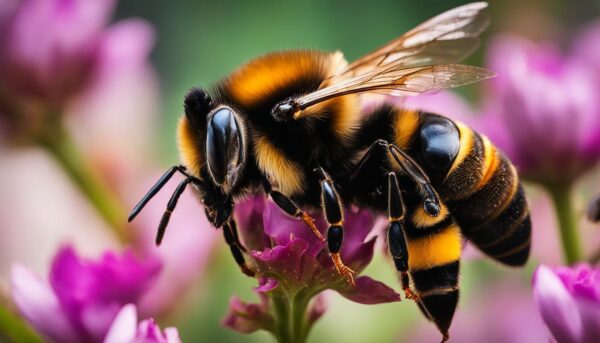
[36,125,129,242]
[271,293,311,343]
[547,183,582,264]
[272,296,291,343]
[291,295,309,343]
[0,302,44,343]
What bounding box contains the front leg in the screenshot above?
[263,180,324,242]
[314,167,355,286]
[222,219,255,277]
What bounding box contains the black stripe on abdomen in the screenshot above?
[465,185,531,266]
[411,262,460,337]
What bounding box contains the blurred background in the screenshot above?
[2,0,600,342]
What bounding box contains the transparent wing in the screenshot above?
[284,2,493,113]
[334,2,490,79]
[296,64,494,109]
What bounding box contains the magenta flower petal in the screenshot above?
[233,194,271,251]
[251,238,318,289]
[222,296,274,334]
[95,19,154,71]
[255,277,279,293]
[533,265,582,343]
[11,264,79,343]
[49,246,161,339]
[103,304,137,343]
[477,34,600,184]
[546,264,600,342]
[104,304,182,343]
[227,195,400,338]
[136,319,182,343]
[12,245,161,342]
[263,200,326,254]
[337,276,401,305]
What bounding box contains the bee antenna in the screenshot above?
[128,165,191,222]
[156,178,193,246]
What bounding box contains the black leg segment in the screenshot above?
[266,183,324,242]
[387,173,420,302]
[129,165,193,222]
[156,178,192,246]
[315,167,355,286]
[223,219,254,277]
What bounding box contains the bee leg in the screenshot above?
[129,164,201,222]
[387,172,420,302]
[315,167,356,286]
[153,178,192,245]
[350,139,389,180]
[387,143,442,217]
[263,180,325,242]
[223,219,255,277]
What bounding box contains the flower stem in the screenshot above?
[291,295,309,343]
[271,293,311,343]
[547,183,582,264]
[36,124,129,242]
[272,296,292,343]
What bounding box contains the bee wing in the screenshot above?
[334,2,490,79]
[296,64,495,109]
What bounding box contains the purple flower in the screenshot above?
[0,0,156,141]
[224,195,399,336]
[104,304,181,343]
[479,34,600,185]
[11,245,161,343]
[533,264,600,343]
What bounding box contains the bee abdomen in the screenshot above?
[437,123,485,199]
[404,211,461,336]
[411,262,460,337]
[441,127,531,266]
[463,185,531,266]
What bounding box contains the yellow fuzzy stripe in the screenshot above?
[254,135,305,196]
[447,121,473,176]
[177,117,204,178]
[407,224,462,270]
[411,203,449,228]
[478,135,500,189]
[394,109,420,149]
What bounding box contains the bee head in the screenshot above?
[183,87,246,193]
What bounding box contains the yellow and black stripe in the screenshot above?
[438,123,531,266]
[357,105,531,267]
[404,195,461,340]
[214,50,361,200]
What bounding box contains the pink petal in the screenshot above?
[533,265,583,343]
[337,276,401,305]
[103,304,137,343]
[254,277,279,293]
[11,264,79,343]
[95,19,155,71]
[163,328,182,343]
[221,296,273,334]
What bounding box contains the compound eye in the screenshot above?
[206,107,242,186]
[184,87,213,127]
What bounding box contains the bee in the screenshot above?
[128,2,531,341]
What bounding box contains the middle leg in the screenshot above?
[314,167,355,286]
[387,172,420,301]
